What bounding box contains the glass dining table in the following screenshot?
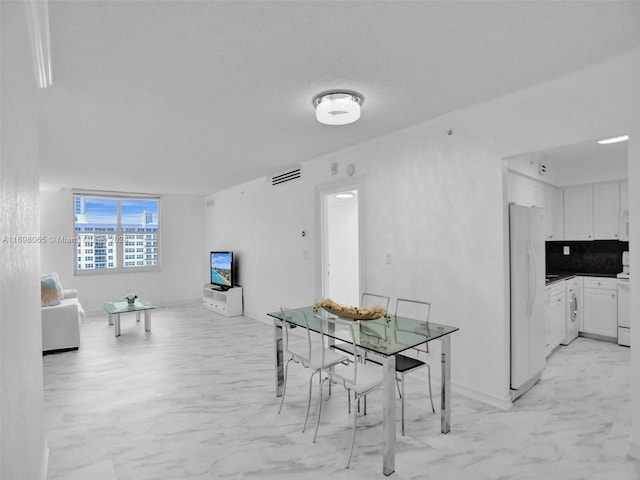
[267,306,459,476]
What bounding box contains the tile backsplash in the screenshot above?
[546,240,629,275]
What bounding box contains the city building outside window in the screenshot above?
[74,193,160,273]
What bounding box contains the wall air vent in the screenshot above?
[271,168,301,186]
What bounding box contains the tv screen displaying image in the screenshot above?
[210,251,233,289]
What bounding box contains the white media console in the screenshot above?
[202,285,243,317]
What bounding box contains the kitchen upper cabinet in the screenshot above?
[508,172,562,240]
[563,185,593,240]
[508,172,545,208]
[582,277,617,339]
[593,182,620,240]
[542,184,563,240]
[620,180,629,241]
[563,182,622,241]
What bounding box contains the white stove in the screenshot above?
[618,251,630,346]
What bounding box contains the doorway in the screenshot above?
[504,135,630,387]
[319,182,364,306]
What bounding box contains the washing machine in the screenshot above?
[561,277,580,345]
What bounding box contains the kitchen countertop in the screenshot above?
[545,272,619,286]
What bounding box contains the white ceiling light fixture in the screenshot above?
[335,191,355,199]
[597,135,629,145]
[313,92,363,126]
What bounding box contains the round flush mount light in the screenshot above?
[313,92,363,125]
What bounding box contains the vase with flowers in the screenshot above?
[125,293,137,305]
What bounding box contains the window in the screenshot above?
[74,193,160,273]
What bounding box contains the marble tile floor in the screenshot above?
[43,303,639,479]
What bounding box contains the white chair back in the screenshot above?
[315,314,360,387]
[394,298,431,323]
[361,292,390,311]
[279,306,313,366]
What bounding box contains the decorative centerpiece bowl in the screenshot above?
[321,307,383,320]
[314,298,386,321]
[125,293,137,305]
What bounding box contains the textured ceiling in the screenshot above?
[39,1,640,195]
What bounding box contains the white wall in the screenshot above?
[205,176,317,318]
[628,83,640,458]
[40,190,206,312]
[0,2,47,478]
[207,48,640,413]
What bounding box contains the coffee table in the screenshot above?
[103,299,154,337]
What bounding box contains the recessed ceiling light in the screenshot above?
[313,92,363,126]
[597,135,629,145]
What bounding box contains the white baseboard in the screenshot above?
[40,441,49,480]
[159,298,201,309]
[245,310,271,325]
[407,368,513,411]
[454,381,513,410]
[628,438,640,459]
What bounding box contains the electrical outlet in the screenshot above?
[563,246,570,255]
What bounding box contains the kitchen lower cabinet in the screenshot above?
[582,277,617,339]
[545,282,566,357]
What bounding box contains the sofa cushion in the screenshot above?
[41,272,64,297]
[41,276,62,307]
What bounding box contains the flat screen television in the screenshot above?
[210,251,234,290]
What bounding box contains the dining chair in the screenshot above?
[329,292,389,415]
[393,298,435,436]
[361,292,390,311]
[278,306,348,432]
[332,292,390,358]
[312,314,384,469]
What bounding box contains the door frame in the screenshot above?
[315,177,366,302]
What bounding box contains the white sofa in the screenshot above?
[41,273,85,353]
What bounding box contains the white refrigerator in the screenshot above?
[509,204,546,399]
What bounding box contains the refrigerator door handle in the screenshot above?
[527,240,537,318]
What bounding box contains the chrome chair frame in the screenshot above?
[360,292,390,311]
[332,292,390,358]
[312,314,384,469]
[278,306,348,432]
[393,298,435,436]
[331,293,390,415]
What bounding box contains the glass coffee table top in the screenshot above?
[103,299,154,314]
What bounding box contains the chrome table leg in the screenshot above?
[440,335,451,434]
[382,354,396,476]
[144,310,151,332]
[273,319,284,397]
